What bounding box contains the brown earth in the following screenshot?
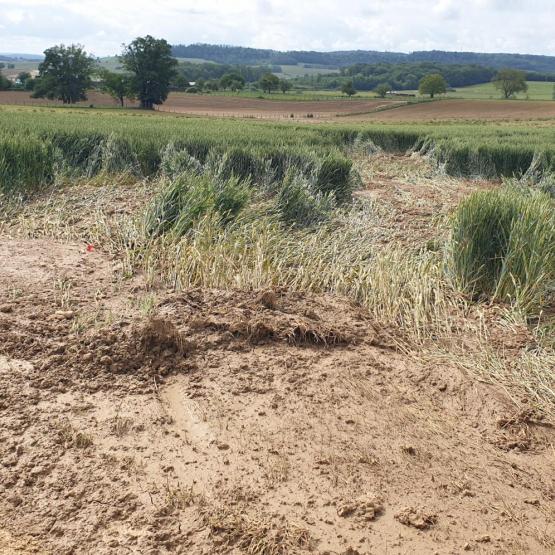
[1,155,554,554]
[346,98,555,122]
[4,90,555,122]
[152,95,399,118]
[0,90,398,119]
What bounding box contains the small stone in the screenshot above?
[475,535,491,543]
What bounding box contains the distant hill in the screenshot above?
[171,44,555,73]
[0,53,43,62]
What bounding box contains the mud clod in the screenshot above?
[395,507,437,530]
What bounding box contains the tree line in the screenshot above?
[0,38,545,105]
[415,69,529,99]
[338,70,531,100]
[171,43,555,73]
[1,37,295,108]
[292,62,555,92]
[21,37,176,108]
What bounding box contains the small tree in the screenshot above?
[220,72,245,90]
[0,71,10,91]
[205,80,219,92]
[279,79,292,94]
[418,74,447,98]
[259,73,280,93]
[121,36,177,109]
[32,44,95,103]
[99,69,134,107]
[171,75,189,91]
[492,69,528,99]
[229,79,245,92]
[374,83,390,98]
[16,71,32,85]
[341,80,356,97]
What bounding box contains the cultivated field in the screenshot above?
[3,90,555,122]
[443,80,555,101]
[0,90,400,117]
[0,105,554,554]
[347,98,555,122]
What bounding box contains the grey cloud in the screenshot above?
[0,0,553,56]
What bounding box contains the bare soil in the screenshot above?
[4,90,555,122]
[347,99,555,122]
[0,91,398,119]
[1,156,554,554]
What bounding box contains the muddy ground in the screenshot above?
[0,155,554,554]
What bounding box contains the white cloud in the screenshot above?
[0,0,553,56]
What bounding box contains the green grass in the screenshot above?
[278,64,340,78]
[1,105,555,194]
[449,187,555,312]
[405,81,555,101]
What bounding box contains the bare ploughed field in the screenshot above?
[0,90,398,119]
[1,154,553,555]
[4,90,555,121]
[343,99,555,122]
[154,94,399,118]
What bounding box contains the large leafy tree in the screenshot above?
[418,73,447,98]
[32,44,95,103]
[341,80,357,97]
[492,69,528,99]
[121,36,177,109]
[279,79,292,94]
[259,73,280,94]
[0,70,10,91]
[219,72,245,90]
[99,69,135,107]
[374,83,390,98]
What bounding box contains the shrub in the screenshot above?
[449,188,555,312]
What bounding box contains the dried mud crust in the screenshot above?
[0,237,554,555]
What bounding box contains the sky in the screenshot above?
[1,0,554,58]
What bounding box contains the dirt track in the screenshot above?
[1,155,554,554]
